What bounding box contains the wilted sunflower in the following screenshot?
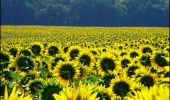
[45,43,61,56]
[67,46,82,60]
[3,85,32,100]
[53,61,80,85]
[127,84,169,100]
[53,83,98,100]
[30,42,44,56]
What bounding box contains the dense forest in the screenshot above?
[1,0,169,26]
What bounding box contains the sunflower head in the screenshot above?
[27,79,43,95]
[9,47,18,57]
[41,82,63,100]
[140,54,151,66]
[18,49,32,56]
[153,52,168,67]
[16,56,35,72]
[53,61,80,85]
[0,52,11,70]
[30,42,44,56]
[46,43,61,56]
[141,45,153,54]
[67,46,82,60]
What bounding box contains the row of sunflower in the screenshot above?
[1,41,169,100]
[1,26,169,100]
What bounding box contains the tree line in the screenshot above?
[1,0,169,26]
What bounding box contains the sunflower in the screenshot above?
[9,47,18,57]
[129,49,140,59]
[151,52,168,68]
[109,72,138,99]
[95,85,115,100]
[78,65,88,80]
[126,62,140,77]
[76,51,95,70]
[45,43,61,56]
[119,56,131,69]
[96,53,118,75]
[127,84,169,100]
[30,42,44,56]
[140,45,154,54]
[3,85,32,100]
[67,46,82,60]
[26,79,43,95]
[135,67,160,88]
[18,48,32,57]
[139,54,151,67]
[40,82,63,100]
[14,55,35,73]
[53,83,98,100]
[0,52,12,70]
[53,61,80,85]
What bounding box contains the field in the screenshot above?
[0,26,169,100]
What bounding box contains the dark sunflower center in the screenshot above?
[127,66,138,77]
[19,50,31,56]
[101,58,115,72]
[130,52,139,58]
[154,53,168,67]
[70,49,79,59]
[0,53,10,69]
[112,81,130,97]
[29,81,43,94]
[91,51,97,55]
[59,64,75,80]
[31,45,41,55]
[121,59,130,68]
[17,56,34,71]
[140,75,154,88]
[140,55,151,66]
[41,84,63,100]
[9,48,18,57]
[79,55,91,66]
[97,92,111,100]
[103,74,115,88]
[63,47,69,53]
[164,71,170,77]
[119,46,123,50]
[51,57,64,68]
[48,46,59,56]
[120,52,127,56]
[142,47,152,54]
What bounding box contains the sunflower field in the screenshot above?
[0,26,169,100]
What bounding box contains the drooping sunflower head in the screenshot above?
[53,61,80,85]
[67,46,82,60]
[30,42,44,56]
[46,43,61,56]
[41,82,63,100]
[15,55,35,72]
